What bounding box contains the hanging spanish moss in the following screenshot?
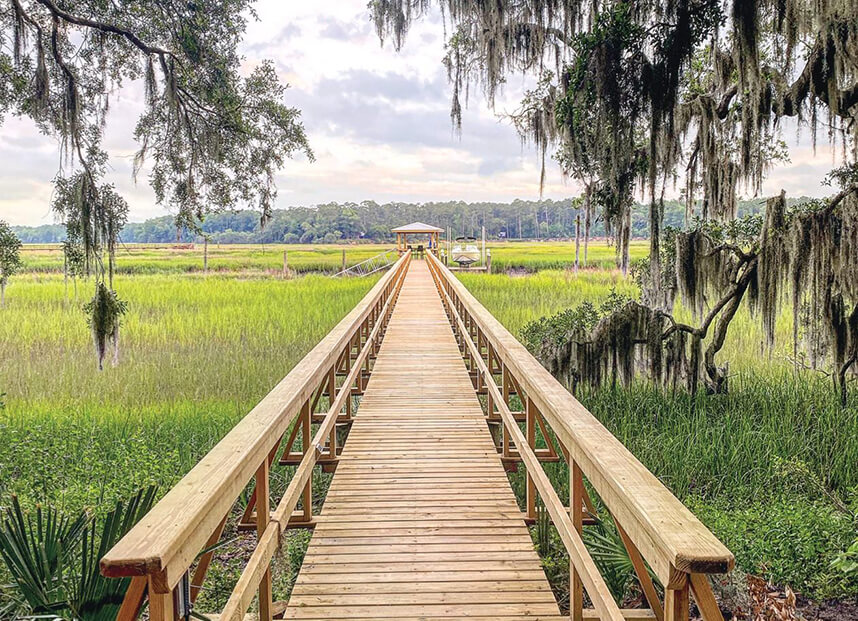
[373,0,858,288]
[52,173,130,369]
[83,282,127,372]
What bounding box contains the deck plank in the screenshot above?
[285,260,560,619]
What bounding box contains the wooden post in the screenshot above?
[574,214,581,275]
[327,368,338,460]
[301,400,312,522]
[570,461,584,621]
[146,577,173,621]
[486,249,492,273]
[283,249,288,276]
[341,248,346,272]
[203,237,208,274]
[665,570,690,621]
[256,460,272,621]
[525,398,537,520]
[502,367,512,458]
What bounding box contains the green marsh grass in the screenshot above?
[459,268,858,599]
[19,243,393,275]
[0,272,376,512]
[486,240,649,272]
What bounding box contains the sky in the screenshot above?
[0,0,847,226]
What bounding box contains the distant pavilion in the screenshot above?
[392,222,444,255]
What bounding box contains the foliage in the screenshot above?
[68,486,157,621]
[0,495,88,614]
[1,0,311,224]
[83,282,128,371]
[12,198,781,245]
[52,174,129,279]
[832,539,858,578]
[0,220,22,304]
[0,487,156,619]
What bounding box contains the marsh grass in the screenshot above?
[2,246,857,608]
[487,240,649,272]
[0,272,376,512]
[461,269,858,600]
[19,240,643,276]
[19,244,393,275]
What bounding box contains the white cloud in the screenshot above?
[0,0,848,226]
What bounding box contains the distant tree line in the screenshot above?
[13,197,781,245]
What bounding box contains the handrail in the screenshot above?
[333,248,398,277]
[101,252,411,619]
[426,251,732,620]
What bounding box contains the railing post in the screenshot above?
[327,368,338,460]
[502,366,512,458]
[525,397,537,521]
[344,342,353,420]
[570,461,584,621]
[665,570,690,620]
[146,577,174,621]
[256,460,272,621]
[300,400,313,523]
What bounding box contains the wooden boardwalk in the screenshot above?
[285,261,563,620]
[102,251,732,621]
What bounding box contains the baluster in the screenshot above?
[570,461,584,621]
[256,460,272,621]
[664,570,690,620]
[525,397,537,521]
[300,400,313,522]
[327,368,338,461]
[344,341,353,420]
[146,577,173,621]
[502,366,512,458]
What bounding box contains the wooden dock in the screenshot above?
[285,261,562,619]
[102,251,733,621]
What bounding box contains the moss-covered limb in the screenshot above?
[839,357,857,408]
[702,260,758,393]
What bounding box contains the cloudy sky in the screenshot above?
[0,0,845,226]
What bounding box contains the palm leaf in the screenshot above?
[0,495,89,615]
[68,485,158,621]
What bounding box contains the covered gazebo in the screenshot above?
[392,222,444,255]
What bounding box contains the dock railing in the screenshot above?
[100,252,411,621]
[426,251,733,621]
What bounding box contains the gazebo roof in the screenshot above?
[391,222,444,233]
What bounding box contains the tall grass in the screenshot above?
[458,269,858,599]
[0,272,376,513]
[487,240,648,272]
[20,240,643,275]
[19,244,393,275]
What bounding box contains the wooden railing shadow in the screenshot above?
[425,251,733,621]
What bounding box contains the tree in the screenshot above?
[2,1,312,225]
[0,221,22,307]
[373,0,858,402]
[53,174,130,370]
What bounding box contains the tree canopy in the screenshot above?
[0,219,22,306]
[1,0,312,226]
[371,0,858,401]
[372,0,858,266]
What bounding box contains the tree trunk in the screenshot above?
[584,186,591,266]
[574,214,581,275]
[0,279,5,308]
[702,263,756,394]
[838,359,854,407]
[618,207,631,275]
[650,198,663,307]
[112,324,121,368]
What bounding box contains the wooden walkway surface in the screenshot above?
[285,260,563,620]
